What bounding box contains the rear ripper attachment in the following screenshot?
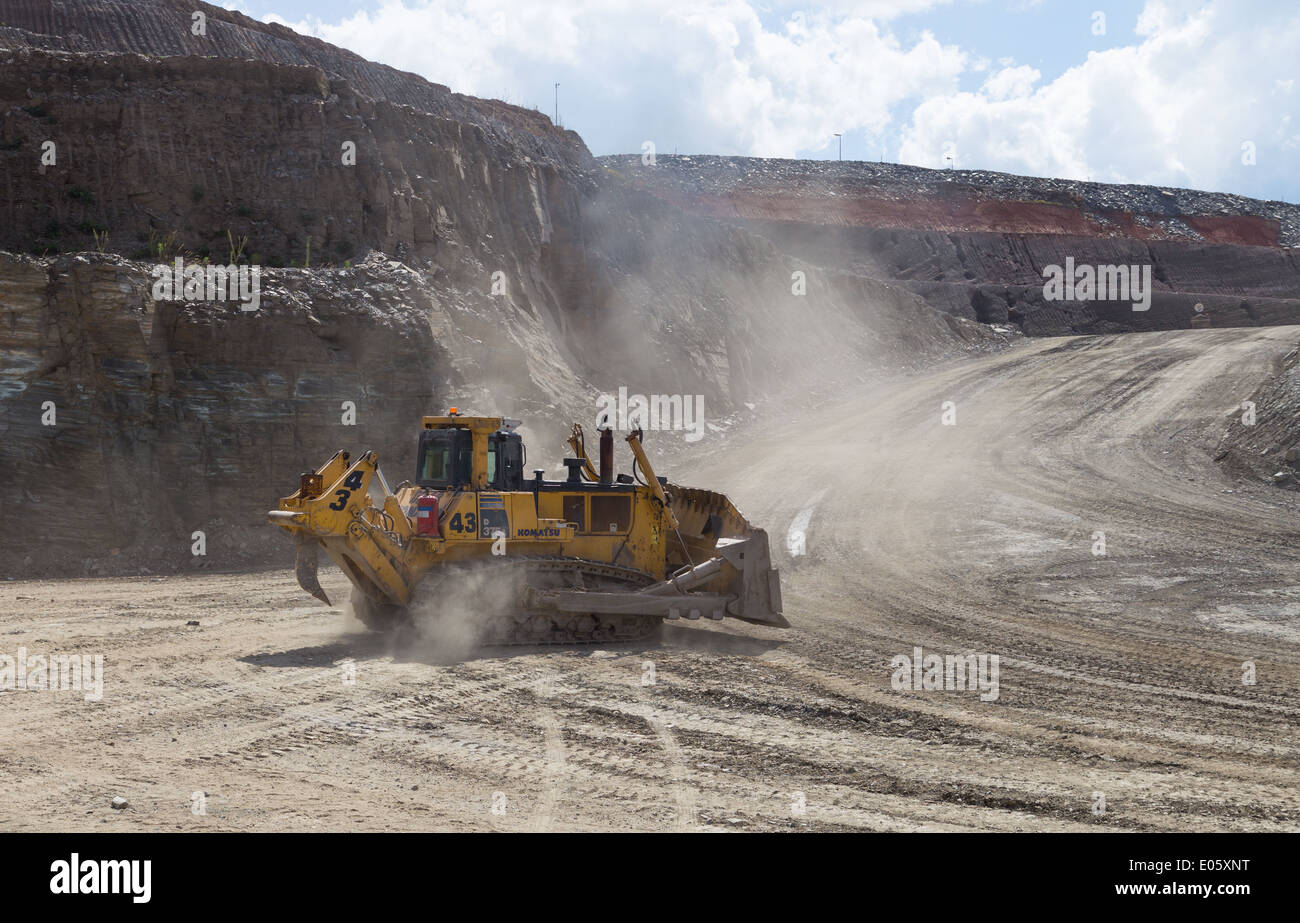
[269,411,786,645]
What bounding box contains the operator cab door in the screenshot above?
[489,432,525,491]
[479,431,524,540]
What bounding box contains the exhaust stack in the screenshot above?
[599,426,614,485]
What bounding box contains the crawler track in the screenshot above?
[408,557,663,645]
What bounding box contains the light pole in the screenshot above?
[554,83,559,126]
[834,133,842,161]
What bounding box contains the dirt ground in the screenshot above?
[3,327,1299,831]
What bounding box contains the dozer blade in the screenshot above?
[295,535,331,606]
[665,484,786,627]
[715,529,787,627]
[640,529,786,626]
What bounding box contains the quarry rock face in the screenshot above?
[1217,344,1300,487]
[0,47,586,283]
[0,0,579,165]
[0,251,449,575]
[601,154,1300,336]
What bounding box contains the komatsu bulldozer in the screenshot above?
[268,411,786,644]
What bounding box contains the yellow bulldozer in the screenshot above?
[268,410,785,644]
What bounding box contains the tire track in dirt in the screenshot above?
[527,675,566,832]
[635,671,698,831]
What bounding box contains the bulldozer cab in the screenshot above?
[415,413,524,491]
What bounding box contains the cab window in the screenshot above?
[416,429,471,488]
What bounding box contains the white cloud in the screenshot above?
[981,64,1039,101]
[899,1,1300,196]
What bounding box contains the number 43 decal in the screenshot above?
[328,471,365,511]
[448,512,477,534]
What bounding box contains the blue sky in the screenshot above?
[225,1,1298,202]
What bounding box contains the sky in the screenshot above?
[222,0,1299,202]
